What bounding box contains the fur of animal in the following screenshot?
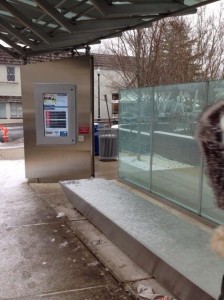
[196,101,224,299]
[196,101,224,210]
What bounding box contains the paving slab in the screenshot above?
[30,183,85,221]
[67,219,150,283]
[8,285,130,300]
[0,184,55,227]
[0,222,131,299]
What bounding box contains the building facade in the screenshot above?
[0,52,22,125]
[0,50,120,126]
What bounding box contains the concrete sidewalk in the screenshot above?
[0,160,133,299]
[0,150,175,299]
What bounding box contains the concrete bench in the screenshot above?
[61,178,224,300]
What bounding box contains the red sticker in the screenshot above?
[79,126,90,134]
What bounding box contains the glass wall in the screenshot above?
[118,80,224,224]
[119,87,153,190]
[151,82,207,212]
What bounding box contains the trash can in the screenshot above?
[98,128,118,161]
[94,123,104,156]
[94,123,100,156]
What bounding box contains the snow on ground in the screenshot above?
[120,153,192,171]
[0,160,26,188]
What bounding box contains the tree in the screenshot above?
[101,17,201,88]
[99,3,224,88]
[156,18,202,84]
[192,6,224,80]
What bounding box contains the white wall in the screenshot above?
[0,65,22,125]
[0,65,21,96]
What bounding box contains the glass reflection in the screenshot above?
[151,82,206,212]
[118,87,152,190]
[118,81,224,224]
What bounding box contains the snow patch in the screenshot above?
[120,154,192,171]
[56,212,65,218]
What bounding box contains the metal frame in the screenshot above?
[0,0,219,58]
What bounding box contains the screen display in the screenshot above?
[43,93,68,137]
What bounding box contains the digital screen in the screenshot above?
[43,93,68,137]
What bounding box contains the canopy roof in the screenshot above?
[0,0,219,58]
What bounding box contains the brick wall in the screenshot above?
[0,49,124,70]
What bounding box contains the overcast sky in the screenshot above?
[206,0,223,11]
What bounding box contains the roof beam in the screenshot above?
[90,2,194,17]
[0,44,20,59]
[90,0,109,16]
[0,0,51,44]
[0,32,25,54]
[34,0,74,33]
[107,3,189,17]
[39,32,113,46]
[0,17,37,50]
[25,40,101,57]
[71,18,144,32]
[70,6,94,23]
[32,30,122,51]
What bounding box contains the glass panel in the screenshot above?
[118,87,153,190]
[151,82,206,212]
[117,80,224,224]
[201,80,224,223]
[0,103,6,118]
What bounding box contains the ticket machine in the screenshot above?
[21,56,93,182]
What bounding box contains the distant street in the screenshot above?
[8,126,23,141]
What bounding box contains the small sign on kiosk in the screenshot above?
[35,83,77,145]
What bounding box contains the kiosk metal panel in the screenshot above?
[21,56,93,182]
